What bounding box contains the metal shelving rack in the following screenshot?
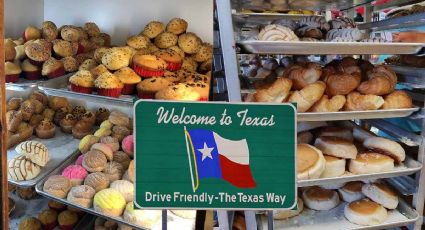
[215,0,425,229]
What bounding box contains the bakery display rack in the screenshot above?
[216,0,425,229]
[386,65,425,88]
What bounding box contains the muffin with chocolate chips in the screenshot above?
[136,78,172,99]
[155,83,200,101]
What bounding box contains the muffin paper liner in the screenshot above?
[47,67,65,79]
[24,70,42,80]
[137,92,155,99]
[166,61,182,71]
[70,83,93,94]
[121,83,136,95]
[6,74,20,83]
[97,88,123,98]
[132,63,164,77]
[28,59,45,67]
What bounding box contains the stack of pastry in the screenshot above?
[8,140,49,181]
[297,123,406,180]
[247,57,413,112]
[67,18,212,100]
[5,21,111,83]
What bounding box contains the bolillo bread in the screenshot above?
[253,77,292,103]
[344,92,384,111]
[382,90,412,109]
[288,81,326,112]
[325,73,361,96]
[309,95,346,112]
[287,63,322,90]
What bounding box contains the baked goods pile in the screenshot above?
[6,91,110,148]
[5,21,111,83]
[297,122,407,180]
[245,57,413,112]
[8,141,49,181]
[251,16,388,42]
[272,180,398,226]
[67,18,212,100]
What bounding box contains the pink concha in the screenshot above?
[122,135,134,157]
[62,165,88,180]
[75,154,84,166]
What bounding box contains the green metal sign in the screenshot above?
[134,100,296,210]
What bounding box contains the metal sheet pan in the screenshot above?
[298,108,419,121]
[258,199,418,230]
[386,65,425,89]
[238,41,424,55]
[233,12,323,23]
[298,156,422,187]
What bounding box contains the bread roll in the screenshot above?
[344,92,384,111]
[297,131,313,144]
[321,155,345,178]
[319,126,353,142]
[325,73,360,96]
[297,144,325,180]
[309,95,346,112]
[382,90,412,109]
[15,141,49,167]
[287,63,322,90]
[314,136,357,159]
[338,181,365,202]
[362,183,398,209]
[344,199,388,226]
[349,153,394,174]
[253,78,292,103]
[8,155,41,181]
[288,81,326,112]
[273,198,304,219]
[358,65,397,96]
[363,137,405,163]
[302,186,340,211]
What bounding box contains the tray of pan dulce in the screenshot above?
[6,84,132,187]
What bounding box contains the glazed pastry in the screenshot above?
[113,151,131,169]
[103,161,124,182]
[95,108,110,125]
[110,180,134,202]
[7,97,23,111]
[35,119,56,139]
[15,140,49,167]
[43,175,72,198]
[18,217,42,230]
[78,134,100,154]
[94,188,127,217]
[91,143,113,161]
[344,92,384,111]
[142,21,165,39]
[49,96,70,111]
[71,106,86,119]
[309,95,346,112]
[72,121,93,139]
[112,126,131,142]
[166,18,188,35]
[42,108,55,121]
[82,150,108,172]
[8,156,41,181]
[84,172,110,192]
[100,136,120,152]
[81,111,96,125]
[123,202,161,228]
[128,160,135,183]
[6,110,23,132]
[382,91,412,109]
[108,111,130,127]
[16,187,37,200]
[258,24,299,41]
[122,135,134,157]
[38,209,58,230]
[57,210,78,230]
[62,165,88,186]
[60,114,77,133]
[178,32,202,54]
[288,81,326,112]
[67,185,96,208]
[325,73,361,96]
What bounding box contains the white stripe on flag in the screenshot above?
[213,132,250,165]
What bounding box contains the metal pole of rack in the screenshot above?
[413,102,425,229]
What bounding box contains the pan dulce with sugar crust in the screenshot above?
[338,181,365,202]
[363,137,405,163]
[302,186,340,211]
[314,136,357,159]
[321,155,345,178]
[296,144,325,180]
[344,198,388,226]
[349,152,394,174]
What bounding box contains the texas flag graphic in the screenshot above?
[185,128,256,191]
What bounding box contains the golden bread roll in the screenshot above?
[309,95,346,112]
[253,78,292,103]
[344,92,384,111]
[325,73,361,96]
[288,81,326,112]
[382,90,412,109]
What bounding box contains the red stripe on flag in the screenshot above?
[219,154,256,188]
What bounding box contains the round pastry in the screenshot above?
[166,18,188,35]
[58,210,79,230]
[35,119,56,139]
[52,108,68,126]
[123,202,161,228]
[128,160,135,182]
[108,111,130,127]
[94,72,124,98]
[154,32,178,49]
[23,25,41,41]
[114,67,141,95]
[181,57,198,72]
[49,96,69,111]
[61,26,81,42]
[193,43,213,63]
[38,209,58,230]
[91,64,110,80]
[84,22,101,37]
[25,42,51,66]
[314,136,357,159]
[101,47,133,71]
[363,137,405,163]
[103,161,124,182]
[67,185,96,208]
[186,82,209,101]
[75,154,84,166]
[6,110,23,132]
[81,111,96,125]
[168,45,185,59]
[15,140,49,167]
[16,122,34,141]
[7,97,23,111]
[42,24,58,42]
[43,175,72,198]
[297,144,325,180]
[30,91,48,106]
[52,39,74,58]
[112,125,131,142]
[132,54,167,77]
[302,186,340,210]
[84,172,110,192]
[319,126,354,142]
[142,21,165,39]
[19,217,42,230]
[154,49,183,71]
[91,143,113,161]
[273,198,304,219]
[62,165,88,186]
[95,108,110,125]
[60,114,77,133]
[94,127,112,138]
[48,200,67,211]
[178,32,201,54]
[122,135,134,157]
[21,59,41,80]
[170,210,197,219]
[362,183,398,209]
[100,136,120,152]
[8,155,41,181]
[321,155,345,178]
[19,99,35,121]
[42,57,65,79]
[338,181,365,202]
[71,105,86,119]
[82,150,108,172]
[110,180,134,202]
[349,152,394,174]
[94,188,127,217]
[93,47,109,63]
[126,35,150,49]
[113,151,131,169]
[137,77,172,99]
[5,61,22,83]
[344,198,388,226]
[155,83,201,101]
[382,90,412,109]
[72,121,93,139]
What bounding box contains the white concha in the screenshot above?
[15,141,49,167]
[8,155,41,181]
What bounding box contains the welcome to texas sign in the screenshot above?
[134,100,296,210]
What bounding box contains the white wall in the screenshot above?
[5,0,44,38]
[44,0,213,45]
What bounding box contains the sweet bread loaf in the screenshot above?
[296,26,323,39]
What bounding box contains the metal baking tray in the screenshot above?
[298,156,422,187]
[238,41,425,55]
[298,108,419,121]
[258,199,418,230]
[233,12,322,23]
[358,12,425,32]
[40,74,136,103]
[386,65,425,89]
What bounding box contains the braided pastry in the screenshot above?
[258,25,299,41]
